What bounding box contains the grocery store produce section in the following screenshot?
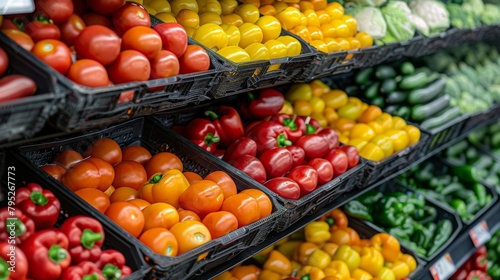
[1,0,500,279]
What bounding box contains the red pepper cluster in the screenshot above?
[451,246,491,280]
[178,89,360,200]
[0,182,132,280]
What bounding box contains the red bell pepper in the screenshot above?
[59,216,105,264]
[287,165,318,196]
[0,242,28,280]
[229,155,267,184]
[20,229,71,280]
[61,261,105,280]
[299,116,322,134]
[338,145,360,169]
[295,134,330,160]
[269,114,306,143]
[96,249,132,280]
[239,88,285,120]
[259,147,294,178]
[308,158,334,185]
[286,146,305,167]
[324,149,349,177]
[317,128,339,150]
[245,121,292,156]
[25,15,61,42]
[466,270,487,280]
[213,149,225,159]
[0,207,35,245]
[17,183,60,230]
[205,106,244,148]
[185,118,221,154]
[264,177,301,200]
[222,137,257,162]
[472,251,488,273]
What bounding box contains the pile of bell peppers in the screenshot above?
[214,209,418,280]
[0,182,132,280]
[177,88,360,200]
[344,188,453,258]
[451,246,493,280]
[486,229,500,280]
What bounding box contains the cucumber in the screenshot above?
[364,82,379,100]
[385,91,408,104]
[411,94,451,122]
[375,65,397,80]
[400,62,415,75]
[381,79,397,94]
[393,106,411,119]
[408,78,446,104]
[420,107,462,130]
[384,105,398,115]
[371,96,385,108]
[398,72,429,90]
[355,68,374,85]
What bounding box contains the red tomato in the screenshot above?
[122,145,152,165]
[88,0,125,15]
[1,19,20,30]
[0,47,8,77]
[62,159,100,191]
[121,26,162,60]
[85,138,123,166]
[153,23,188,58]
[112,2,151,35]
[112,160,148,190]
[32,39,72,74]
[150,50,180,79]
[2,29,34,51]
[35,0,74,24]
[85,157,116,191]
[53,149,83,170]
[67,59,110,87]
[107,50,151,84]
[204,171,237,199]
[105,201,145,237]
[59,14,86,46]
[179,45,210,74]
[72,0,88,15]
[40,164,66,182]
[202,211,239,239]
[74,25,121,66]
[25,19,61,42]
[81,13,113,28]
[220,193,260,227]
[308,158,334,185]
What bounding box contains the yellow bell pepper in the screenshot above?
[351,268,372,280]
[306,249,331,269]
[323,276,347,280]
[221,14,244,26]
[377,267,396,280]
[332,245,360,273]
[370,135,394,158]
[392,116,407,130]
[309,96,326,114]
[197,0,222,15]
[370,233,401,262]
[311,113,328,128]
[277,35,302,56]
[294,242,319,265]
[253,244,275,264]
[221,24,241,46]
[256,15,282,43]
[321,242,339,257]
[277,240,302,259]
[297,265,326,280]
[384,129,410,153]
[199,11,222,25]
[304,9,321,27]
[324,260,351,279]
[375,113,394,132]
[276,6,303,30]
[359,142,385,162]
[286,83,313,102]
[291,260,302,275]
[293,100,313,116]
[220,0,238,15]
[385,260,411,279]
[192,23,228,51]
[310,79,330,97]
[230,264,261,280]
[358,247,384,276]
[279,100,295,115]
[245,43,271,60]
[238,23,264,49]
[291,25,312,43]
[258,269,282,280]
[399,253,417,272]
[170,0,199,15]
[404,125,421,146]
[263,250,293,276]
[217,46,251,62]
[322,89,347,109]
[324,107,339,126]
[305,221,332,245]
[140,169,189,208]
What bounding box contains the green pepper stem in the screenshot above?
[276,134,292,147]
[324,217,335,227]
[82,273,99,280]
[30,191,49,206]
[34,14,53,24]
[101,264,122,280]
[204,133,220,145]
[247,92,256,101]
[149,174,163,184]
[0,259,9,280]
[5,218,26,237]
[48,245,68,264]
[204,111,219,120]
[301,274,312,280]
[305,124,316,135]
[81,229,103,249]
[283,115,298,131]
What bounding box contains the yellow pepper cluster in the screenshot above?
[215,209,417,280]
[282,80,421,161]
[140,0,303,63]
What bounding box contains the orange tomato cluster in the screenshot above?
[40,137,273,257]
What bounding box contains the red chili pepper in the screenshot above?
[324,149,349,177]
[264,177,301,200]
[259,147,294,178]
[205,106,244,148]
[245,121,292,156]
[0,242,28,280]
[185,118,221,154]
[308,158,334,185]
[466,270,487,280]
[338,145,360,169]
[96,249,132,280]
[317,128,339,150]
[61,261,105,280]
[295,134,330,160]
[286,146,305,167]
[25,15,61,42]
[472,254,488,273]
[0,207,35,245]
[239,88,285,120]
[269,114,306,143]
[59,216,105,265]
[229,155,267,184]
[17,183,61,230]
[287,165,318,196]
[222,137,257,162]
[20,229,71,280]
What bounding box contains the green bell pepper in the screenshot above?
[427,219,453,256]
[344,200,373,222]
[472,182,487,207]
[373,197,406,228]
[449,198,467,219]
[413,205,437,224]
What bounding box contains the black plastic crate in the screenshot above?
[417,114,468,155]
[300,50,349,81]
[403,35,426,58]
[460,104,500,135]
[422,32,449,56]
[14,117,284,279]
[351,46,383,69]
[0,32,65,143]
[3,152,151,280]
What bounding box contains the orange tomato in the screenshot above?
[221,193,260,227]
[53,149,83,170]
[109,187,140,203]
[183,171,203,184]
[344,227,360,246]
[179,180,224,219]
[204,171,237,199]
[240,189,272,219]
[169,220,212,255]
[358,105,382,123]
[62,159,101,191]
[85,157,115,191]
[142,202,179,230]
[144,152,183,178]
[122,145,152,165]
[105,201,145,237]
[74,188,110,213]
[230,265,261,280]
[40,164,66,182]
[85,138,122,166]
[178,208,201,222]
[112,160,148,189]
[329,228,351,245]
[139,228,178,256]
[128,198,151,210]
[202,211,239,239]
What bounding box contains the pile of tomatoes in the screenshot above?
[0,0,211,88]
[39,137,274,257]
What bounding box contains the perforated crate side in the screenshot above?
[300,50,348,81]
[460,104,500,135]
[418,114,468,155]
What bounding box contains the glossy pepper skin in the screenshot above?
[59,216,105,264]
[17,183,61,230]
[359,247,384,276]
[229,155,267,184]
[205,106,244,148]
[0,242,28,280]
[96,249,132,280]
[264,177,301,200]
[317,128,340,150]
[240,88,285,120]
[140,169,190,209]
[260,147,294,178]
[245,121,292,156]
[185,118,221,154]
[61,261,105,280]
[0,207,35,245]
[287,165,318,196]
[372,197,405,227]
[269,114,306,143]
[304,221,331,245]
[295,134,329,160]
[332,245,360,274]
[20,229,71,280]
[222,137,257,162]
[287,146,306,167]
[299,116,322,135]
[371,233,401,262]
[264,250,292,276]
